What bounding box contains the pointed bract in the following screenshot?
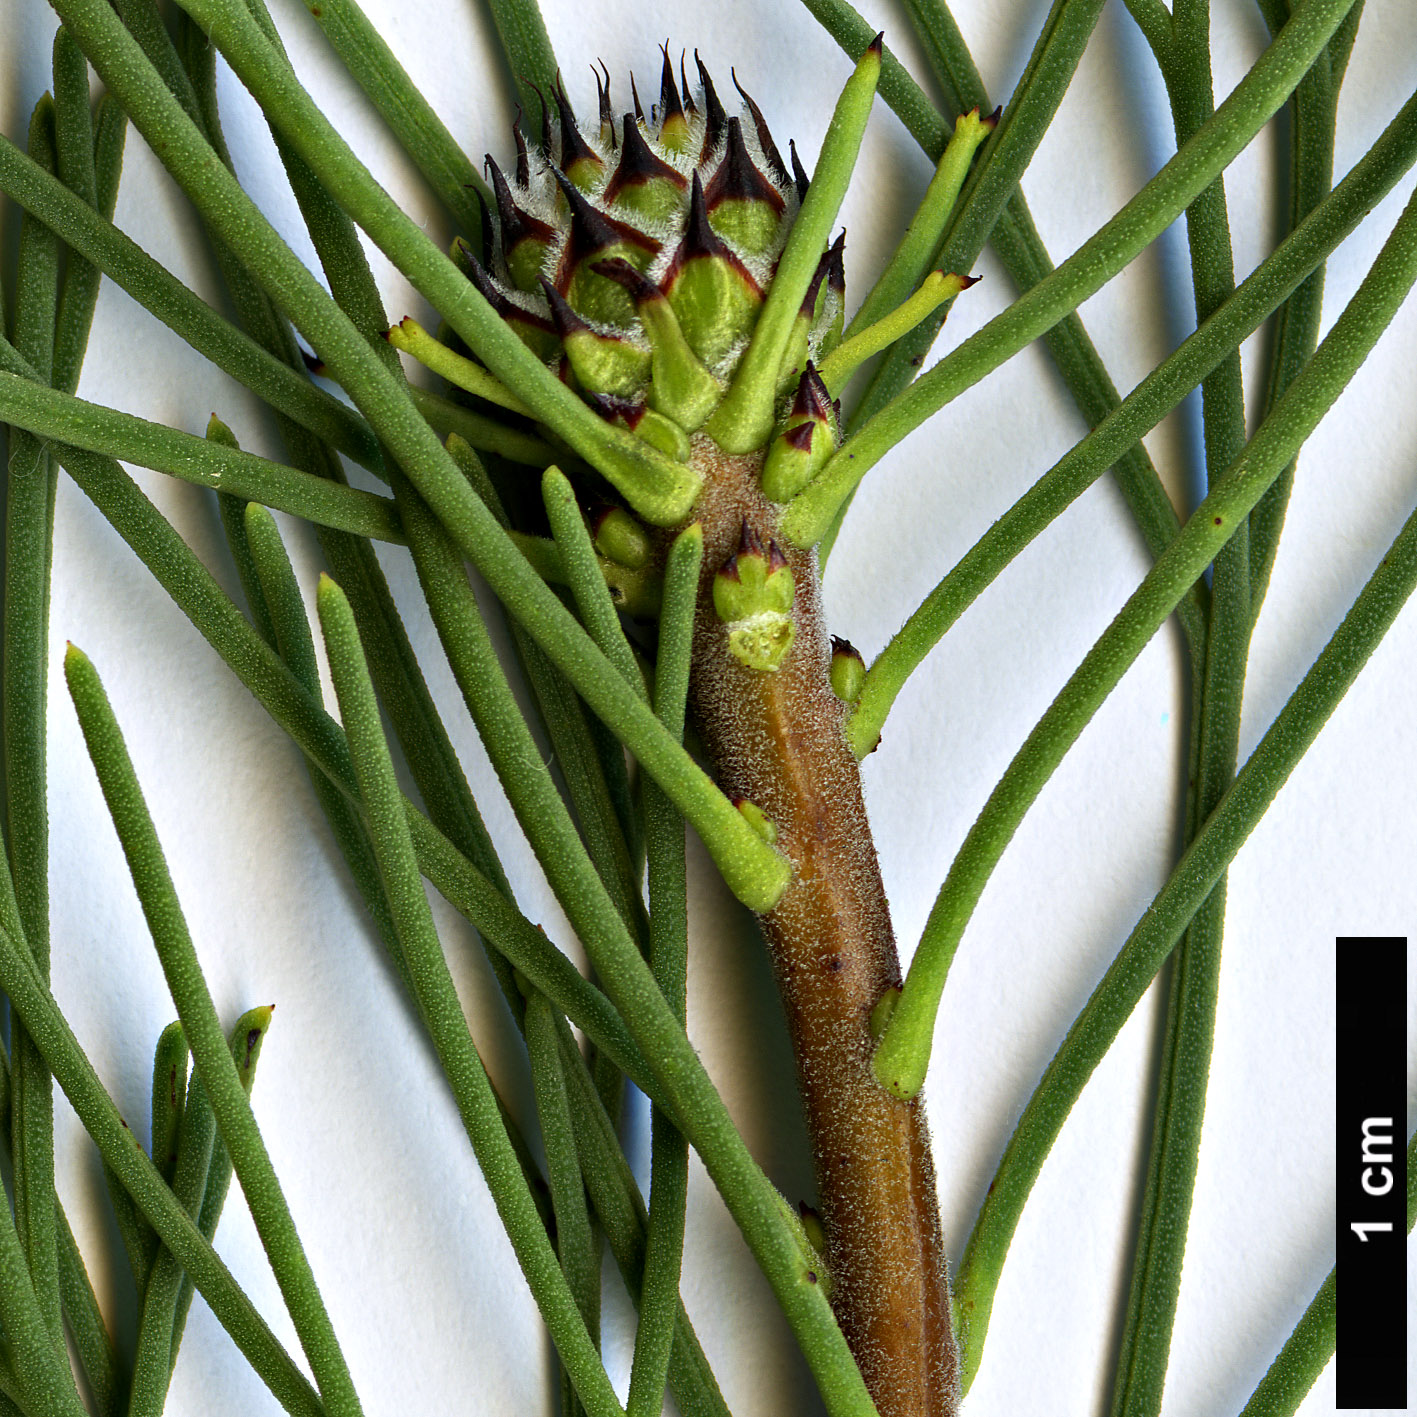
[658,44,692,153]
[553,77,604,191]
[680,54,698,115]
[541,276,651,397]
[512,110,531,187]
[587,392,690,462]
[665,172,763,368]
[552,166,661,325]
[594,61,616,150]
[731,69,789,186]
[604,113,688,223]
[486,153,556,292]
[453,239,560,360]
[694,52,728,163]
[790,140,810,202]
[705,116,786,256]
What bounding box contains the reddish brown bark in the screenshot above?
[685,442,958,1417]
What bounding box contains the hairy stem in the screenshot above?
[687,444,956,1417]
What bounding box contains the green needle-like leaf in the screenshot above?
[955,479,1417,1391]
[6,91,65,1348]
[318,573,627,1417]
[290,0,490,238]
[705,36,881,452]
[784,0,1361,547]
[0,133,382,469]
[844,83,1417,757]
[64,644,365,1417]
[131,1010,271,1417]
[874,175,1417,1100]
[0,921,324,1417]
[0,373,403,540]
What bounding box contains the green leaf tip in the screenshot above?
[704,39,882,452]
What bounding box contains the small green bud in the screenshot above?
[798,1202,827,1258]
[231,1004,275,1089]
[666,173,764,369]
[868,986,901,1040]
[713,523,796,673]
[593,258,722,430]
[205,412,238,448]
[734,797,778,844]
[604,113,689,224]
[593,505,654,570]
[485,154,556,293]
[552,169,662,327]
[829,636,866,703]
[587,393,692,463]
[704,117,787,257]
[761,363,837,502]
[542,278,651,397]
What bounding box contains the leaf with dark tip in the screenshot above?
[731,69,789,186]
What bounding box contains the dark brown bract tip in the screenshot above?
[783,421,816,453]
[511,109,531,186]
[694,51,728,161]
[826,230,846,293]
[591,256,664,305]
[730,69,789,186]
[658,43,685,127]
[485,154,555,251]
[789,139,810,202]
[680,52,698,114]
[801,245,832,317]
[553,76,603,176]
[586,391,647,429]
[538,276,592,337]
[704,116,785,216]
[594,60,616,149]
[868,31,884,55]
[792,362,833,424]
[551,165,661,284]
[604,113,688,204]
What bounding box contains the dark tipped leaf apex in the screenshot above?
[694,52,728,160]
[789,140,810,202]
[730,68,789,186]
[705,117,786,216]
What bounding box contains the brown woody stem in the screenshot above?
[685,440,958,1417]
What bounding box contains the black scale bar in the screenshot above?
[1337,936,1408,1409]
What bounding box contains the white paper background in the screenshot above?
[2,0,1416,1412]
